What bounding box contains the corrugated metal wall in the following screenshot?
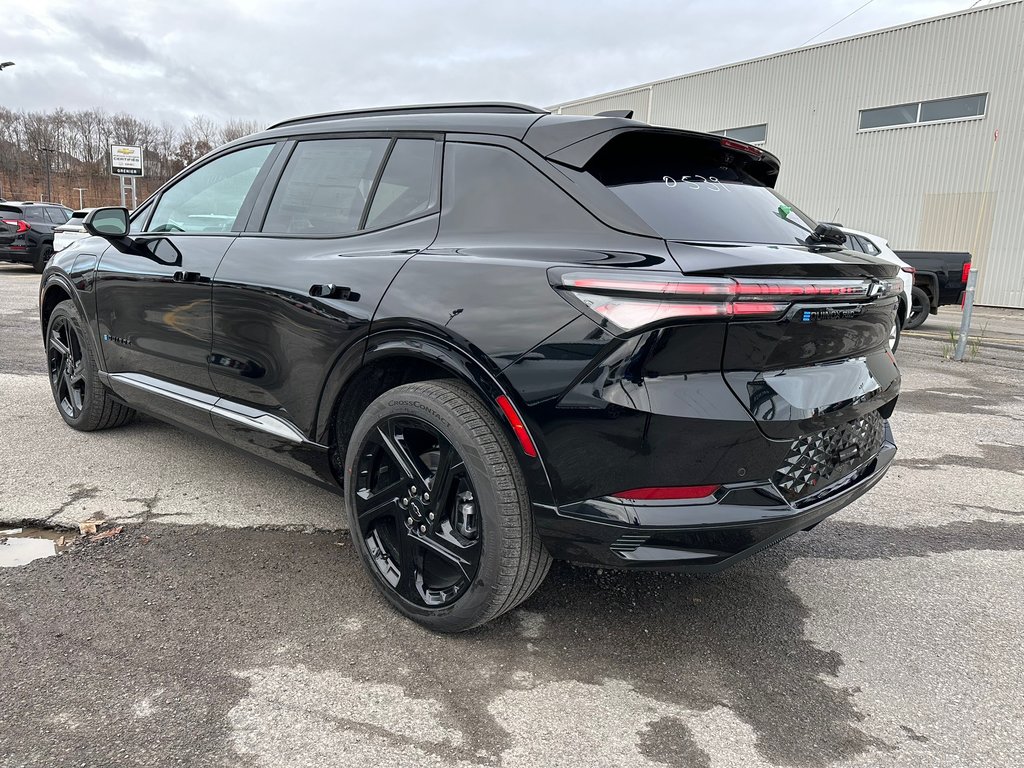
[550,1,1024,308]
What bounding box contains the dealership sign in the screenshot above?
[110,145,144,176]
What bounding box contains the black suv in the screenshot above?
[40,103,900,631]
[2,201,73,272]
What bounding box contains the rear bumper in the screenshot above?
[534,425,896,571]
[0,245,36,264]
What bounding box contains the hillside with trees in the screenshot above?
[0,107,261,208]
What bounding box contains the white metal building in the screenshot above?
[550,1,1024,308]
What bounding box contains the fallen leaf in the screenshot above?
[78,518,105,536]
[88,526,124,543]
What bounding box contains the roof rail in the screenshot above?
[269,102,548,130]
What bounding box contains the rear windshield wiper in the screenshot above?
[803,223,846,249]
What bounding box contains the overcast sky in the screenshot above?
[4,0,969,128]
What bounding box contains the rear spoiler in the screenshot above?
[524,117,782,187]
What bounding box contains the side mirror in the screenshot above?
[83,207,130,238]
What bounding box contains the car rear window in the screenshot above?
[584,131,819,245]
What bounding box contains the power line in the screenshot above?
[800,0,877,46]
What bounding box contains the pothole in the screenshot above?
[0,527,73,567]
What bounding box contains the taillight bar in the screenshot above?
[961,262,971,285]
[2,219,30,234]
[557,271,902,331]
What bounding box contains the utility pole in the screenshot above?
[38,146,56,202]
[73,187,88,209]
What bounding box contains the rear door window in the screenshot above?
[46,207,69,224]
[20,207,48,223]
[262,138,389,235]
[364,139,437,230]
[584,131,818,245]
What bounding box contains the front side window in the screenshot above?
[148,144,273,233]
[262,138,389,235]
[46,207,69,224]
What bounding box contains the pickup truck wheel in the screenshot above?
[905,286,930,330]
[33,244,53,274]
[46,300,135,431]
[345,380,551,632]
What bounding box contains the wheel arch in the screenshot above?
[316,329,557,509]
[39,275,82,340]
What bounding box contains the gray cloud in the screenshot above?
[3,0,965,127]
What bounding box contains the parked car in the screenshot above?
[39,103,901,631]
[838,226,913,351]
[1,201,73,272]
[894,250,972,329]
[53,209,96,253]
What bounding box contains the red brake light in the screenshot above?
[961,262,971,285]
[495,395,537,458]
[719,137,763,158]
[2,219,30,234]
[611,485,721,501]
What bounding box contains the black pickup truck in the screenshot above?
[894,250,972,329]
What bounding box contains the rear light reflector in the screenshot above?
[2,219,30,234]
[612,485,721,501]
[961,262,971,285]
[495,395,537,458]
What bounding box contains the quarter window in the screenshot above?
[148,144,273,233]
[859,93,987,130]
[364,139,437,230]
[262,138,389,235]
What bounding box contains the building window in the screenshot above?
[710,123,767,144]
[859,93,987,131]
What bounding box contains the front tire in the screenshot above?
[46,300,135,431]
[344,380,551,632]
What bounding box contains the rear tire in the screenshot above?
[33,244,53,274]
[344,380,551,632]
[46,300,135,431]
[905,286,930,330]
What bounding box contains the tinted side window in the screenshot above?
[149,144,273,233]
[844,234,863,252]
[46,207,69,224]
[21,207,47,223]
[262,139,388,235]
[365,139,436,230]
[442,143,600,237]
[859,236,880,255]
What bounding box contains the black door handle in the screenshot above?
[309,283,358,301]
[173,271,202,282]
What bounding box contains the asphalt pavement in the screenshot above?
[1,263,1022,768]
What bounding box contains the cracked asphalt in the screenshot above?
[1,263,1023,767]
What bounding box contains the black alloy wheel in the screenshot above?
[354,416,481,608]
[45,300,135,431]
[47,314,87,420]
[345,381,551,632]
